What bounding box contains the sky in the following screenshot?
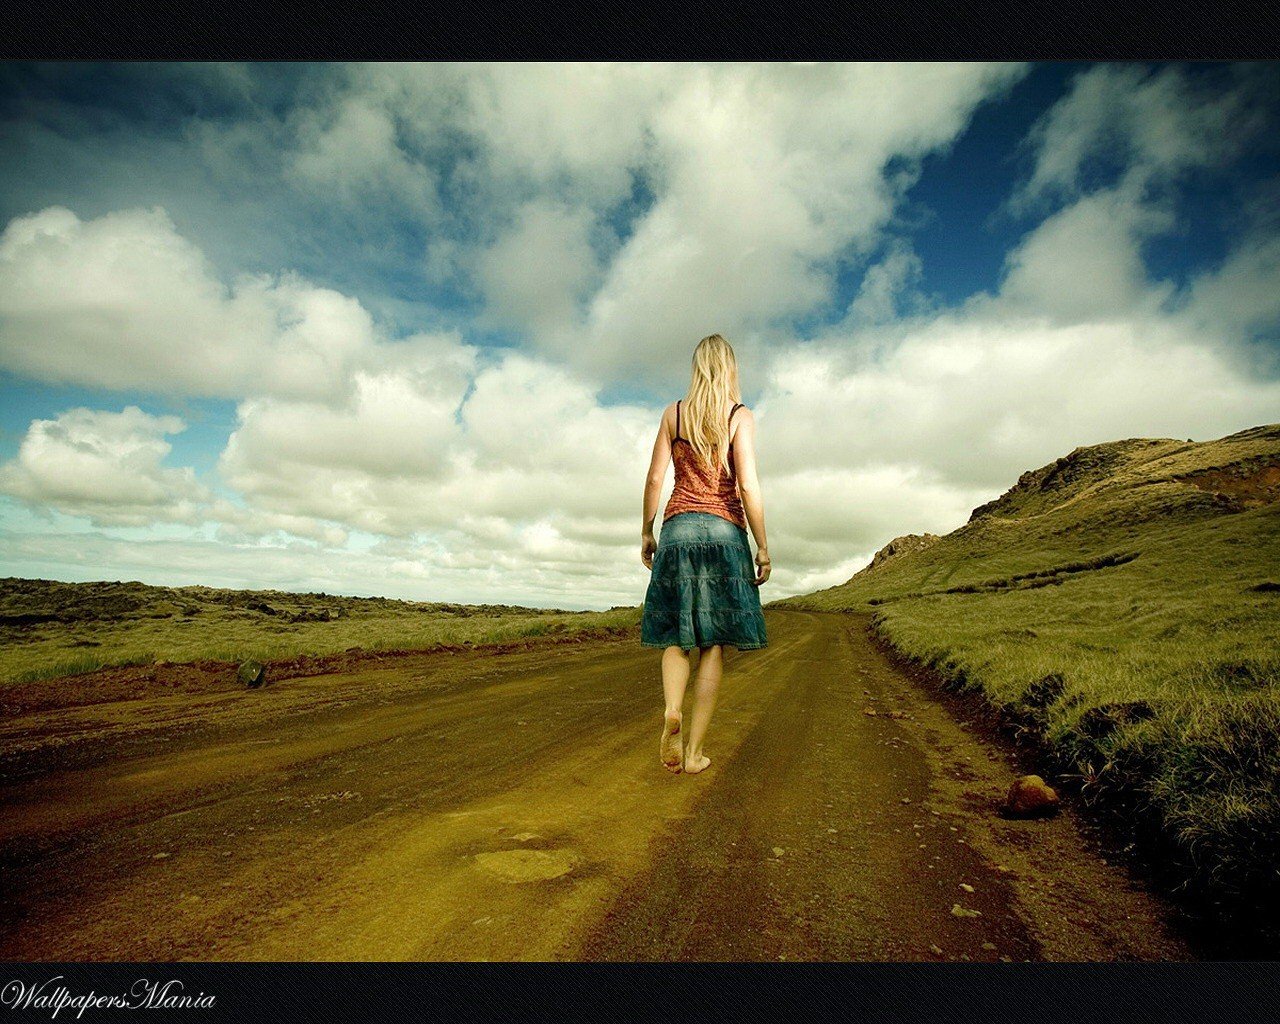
[0,61,1277,610]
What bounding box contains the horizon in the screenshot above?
[5,417,1275,612]
[2,62,1278,610]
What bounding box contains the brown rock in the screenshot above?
[848,533,941,580]
[1002,774,1060,818]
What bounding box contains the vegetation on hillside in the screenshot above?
[775,424,1280,927]
[0,578,641,686]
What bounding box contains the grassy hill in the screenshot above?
[775,424,1280,932]
[0,577,640,687]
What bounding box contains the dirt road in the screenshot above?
[0,611,1190,961]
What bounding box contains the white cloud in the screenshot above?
[289,92,441,213]
[1,63,1277,608]
[0,406,209,527]
[475,201,601,334]
[264,63,1028,379]
[219,348,654,542]
[0,206,375,401]
[567,63,1030,378]
[1012,63,1260,210]
[998,189,1174,323]
[1177,231,1280,345]
[844,240,927,326]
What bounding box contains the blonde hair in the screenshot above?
[682,333,742,474]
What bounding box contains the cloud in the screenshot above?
[998,189,1174,323]
[1012,63,1268,211]
[288,92,441,213]
[1177,230,1280,350]
[843,240,928,326]
[0,206,376,401]
[563,63,1030,378]
[475,201,602,334]
[0,63,1277,608]
[219,348,654,540]
[0,406,209,527]
[245,63,1029,379]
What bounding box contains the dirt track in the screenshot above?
[0,610,1191,961]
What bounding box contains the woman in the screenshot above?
[640,333,770,776]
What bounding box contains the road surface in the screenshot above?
[0,611,1190,961]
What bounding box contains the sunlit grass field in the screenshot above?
[776,424,1280,914]
[0,578,641,686]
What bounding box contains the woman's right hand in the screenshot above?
[754,549,771,587]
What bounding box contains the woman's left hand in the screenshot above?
[641,532,657,569]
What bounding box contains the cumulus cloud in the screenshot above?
[0,406,209,527]
[253,63,1029,379]
[0,62,1277,608]
[475,201,602,335]
[0,206,376,401]
[219,348,654,542]
[565,63,1030,378]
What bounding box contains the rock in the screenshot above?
[929,944,944,955]
[1002,774,1060,818]
[772,847,786,858]
[237,659,266,688]
[959,883,975,893]
[982,941,997,951]
[950,904,982,918]
[848,533,941,580]
[863,707,878,717]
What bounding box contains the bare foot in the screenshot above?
[660,711,683,773]
[684,750,711,775]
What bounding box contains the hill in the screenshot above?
[775,424,1280,938]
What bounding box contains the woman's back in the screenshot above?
[664,399,747,530]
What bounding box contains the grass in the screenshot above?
[774,424,1280,928]
[0,577,642,686]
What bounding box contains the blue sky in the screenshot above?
[0,62,1277,608]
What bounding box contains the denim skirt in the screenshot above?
[641,511,768,652]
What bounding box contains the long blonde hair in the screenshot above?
[682,334,742,474]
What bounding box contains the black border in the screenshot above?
[4,962,1280,1021]
[3,1,1280,60]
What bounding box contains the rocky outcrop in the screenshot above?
[968,439,1157,522]
[847,533,940,582]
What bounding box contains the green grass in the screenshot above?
[0,578,641,686]
[775,424,1280,920]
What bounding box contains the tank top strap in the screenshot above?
[728,403,744,447]
[675,400,682,441]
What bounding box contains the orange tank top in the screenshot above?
[663,400,748,531]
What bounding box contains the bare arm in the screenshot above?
[640,404,674,569]
[732,408,771,586]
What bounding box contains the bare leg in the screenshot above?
[660,646,691,772]
[684,645,722,774]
